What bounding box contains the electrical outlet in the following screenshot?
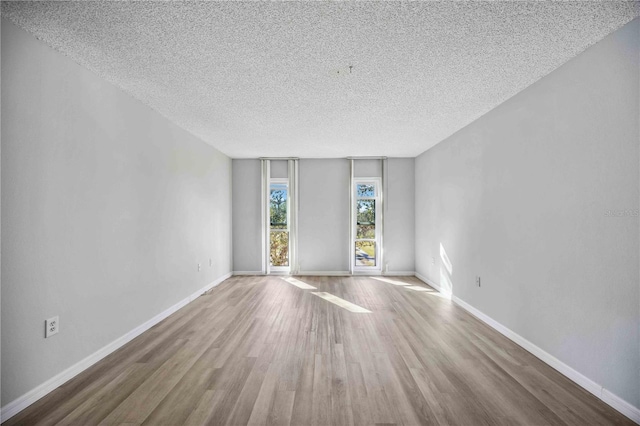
[476,276,481,287]
[209,258,212,267]
[431,257,435,265]
[45,316,59,338]
[197,263,201,272]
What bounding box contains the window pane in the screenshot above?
[355,241,376,266]
[356,200,375,225]
[356,224,375,239]
[270,231,289,266]
[356,184,375,197]
[270,186,287,229]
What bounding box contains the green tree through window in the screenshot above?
[270,184,289,267]
[270,188,287,229]
[355,182,377,267]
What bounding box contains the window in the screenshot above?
[262,159,298,275]
[354,180,379,268]
[270,181,289,268]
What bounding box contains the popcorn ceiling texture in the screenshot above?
[2,1,638,158]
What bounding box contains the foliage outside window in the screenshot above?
[355,182,377,267]
[270,183,289,267]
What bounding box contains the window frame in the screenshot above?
[353,177,381,271]
[269,178,290,273]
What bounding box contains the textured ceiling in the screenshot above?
[2,1,638,158]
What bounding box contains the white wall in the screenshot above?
[415,19,639,410]
[232,159,263,273]
[1,20,232,406]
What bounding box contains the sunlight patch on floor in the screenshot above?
[311,292,372,313]
[370,276,450,299]
[405,285,431,292]
[370,276,409,286]
[281,277,317,290]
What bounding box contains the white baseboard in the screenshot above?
[0,272,233,423]
[234,271,418,277]
[296,271,351,276]
[232,271,264,276]
[383,271,416,276]
[414,272,451,297]
[452,295,640,424]
[233,271,355,277]
[352,270,382,276]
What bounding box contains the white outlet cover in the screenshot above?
[45,316,59,338]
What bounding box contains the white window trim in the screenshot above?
[269,178,291,274]
[353,177,382,272]
[288,159,299,275]
[261,159,270,274]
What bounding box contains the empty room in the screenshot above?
[1,1,639,425]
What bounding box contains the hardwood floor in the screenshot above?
[5,275,633,425]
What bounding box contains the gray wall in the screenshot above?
[385,158,415,273]
[415,19,639,408]
[1,20,232,405]
[354,159,382,178]
[270,160,288,179]
[232,158,415,274]
[298,159,351,273]
[232,159,263,273]
[354,158,415,274]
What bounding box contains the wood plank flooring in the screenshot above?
[4,275,634,425]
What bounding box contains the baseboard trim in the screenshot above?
[0,272,233,423]
[452,295,640,424]
[352,270,382,276]
[414,272,451,298]
[232,271,418,277]
[383,271,416,276]
[233,271,357,277]
[232,271,264,276]
[296,271,351,276]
